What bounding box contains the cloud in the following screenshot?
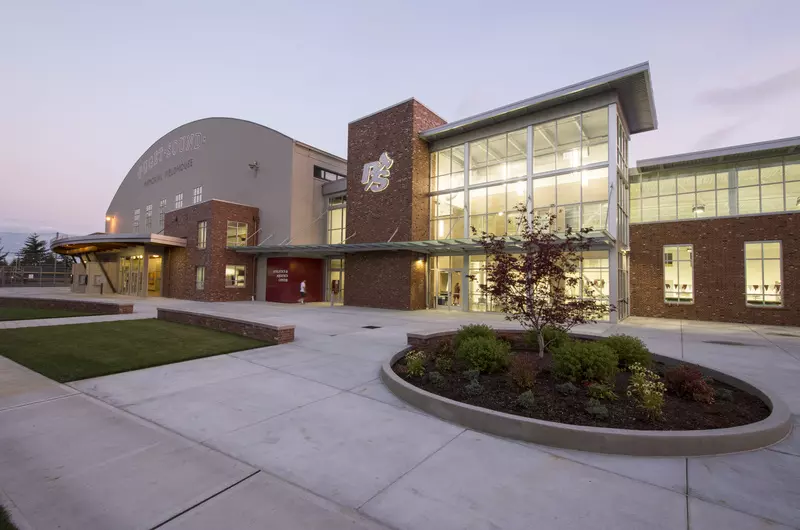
[692,117,751,150]
[696,66,800,107]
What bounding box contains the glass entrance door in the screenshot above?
[436,270,463,310]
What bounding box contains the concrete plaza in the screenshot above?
[1,287,799,529]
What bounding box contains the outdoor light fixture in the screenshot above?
[692,204,705,215]
[105,216,112,221]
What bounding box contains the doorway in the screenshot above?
[147,255,162,296]
[119,255,144,296]
[435,269,463,311]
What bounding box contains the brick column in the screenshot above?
[345,99,446,310]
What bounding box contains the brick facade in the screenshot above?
[344,99,446,310]
[163,199,259,302]
[157,308,294,344]
[630,213,800,325]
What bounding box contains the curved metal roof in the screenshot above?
[419,62,657,142]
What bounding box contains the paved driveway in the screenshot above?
[2,289,799,529]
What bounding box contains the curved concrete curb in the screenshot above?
[381,342,792,457]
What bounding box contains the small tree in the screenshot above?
[0,237,8,266]
[19,233,50,266]
[469,206,613,358]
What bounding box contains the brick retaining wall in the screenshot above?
[157,308,294,344]
[0,296,134,315]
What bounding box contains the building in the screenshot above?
[52,62,800,326]
[630,137,800,325]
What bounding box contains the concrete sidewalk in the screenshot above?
[3,287,799,529]
[0,357,388,530]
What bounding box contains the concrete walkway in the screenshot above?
[1,287,799,529]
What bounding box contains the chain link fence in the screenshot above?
[0,252,73,288]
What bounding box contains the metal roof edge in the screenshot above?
[636,135,800,170]
[419,62,652,140]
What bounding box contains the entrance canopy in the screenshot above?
[51,233,187,256]
[234,231,614,258]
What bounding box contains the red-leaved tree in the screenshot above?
[469,206,613,357]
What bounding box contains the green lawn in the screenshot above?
[0,319,272,382]
[0,306,100,322]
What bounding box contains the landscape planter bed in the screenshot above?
[382,330,792,456]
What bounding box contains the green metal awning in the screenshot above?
[234,231,614,258]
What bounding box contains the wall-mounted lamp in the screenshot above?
[248,161,260,176]
[105,216,113,222]
[692,204,705,215]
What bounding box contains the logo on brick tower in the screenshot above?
[361,152,394,192]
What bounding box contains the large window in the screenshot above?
[469,129,527,185]
[327,196,347,244]
[631,154,800,223]
[175,193,183,210]
[225,265,246,288]
[226,221,248,247]
[195,266,205,290]
[159,198,167,229]
[469,181,526,236]
[197,221,207,249]
[745,241,782,306]
[533,108,608,174]
[532,168,609,232]
[133,208,140,233]
[430,192,465,239]
[145,204,152,231]
[664,245,693,303]
[429,107,611,239]
[193,186,203,205]
[430,145,465,192]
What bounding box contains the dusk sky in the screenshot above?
[2,0,799,236]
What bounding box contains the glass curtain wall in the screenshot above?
[430,107,610,240]
[430,105,615,315]
[631,154,800,223]
[327,196,347,244]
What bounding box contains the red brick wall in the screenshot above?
[630,213,800,325]
[345,99,446,310]
[163,200,259,302]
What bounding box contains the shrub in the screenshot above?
[665,364,715,404]
[516,390,536,410]
[509,355,539,390]
[585,398,609,418]
[452,324,496,351]
[463,368,481,381]
[526,326,569,353]
[428,371,445,386]
[601,335,652,368]
[552,341,618,384]
[464,379,483,396]
[587,383,618,401]
[456,336,510,374]
[627,362,666,420]
[434,355,453,373]
[405,351,426,378]
[555,381,578,395]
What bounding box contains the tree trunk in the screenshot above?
[537,330,545,359]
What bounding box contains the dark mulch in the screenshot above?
[395,351,770,431]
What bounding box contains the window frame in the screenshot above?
[133,208,140,233]
[197,220,207,250]
[159,198,167,229]
[192,186,203,205]
[175,193,184,210]
[663,244,694,305]
[744,240,783,308]
[226,221,249,248]
[224,264,246,288]
[195,265,205,291]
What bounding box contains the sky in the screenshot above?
[1,0,799,236]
